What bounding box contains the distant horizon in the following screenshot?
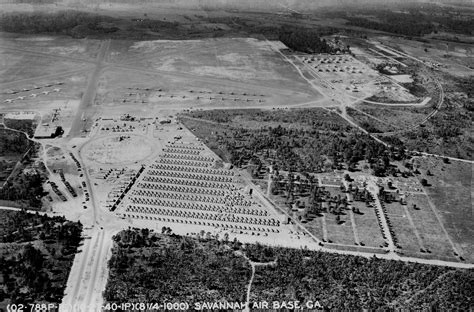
[5,0,474,11]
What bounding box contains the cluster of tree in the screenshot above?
[0,210,83,305]
[244,243,276,263]
[0,11,117,37]
[278,28,334,54]
[187,109,353,129]
[0,153,46,208]
[1,210,82,245]
[181,108,406,176]
[0,125,47,207]
[3,119,36,138]
[403,79,428,98]
[342,7,473,37]
[0,128,32,156]
[275,176,374,226]
[105,229,251,304]
[250,247,473,310]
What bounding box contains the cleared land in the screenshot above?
[0,48,91,84]
[415,158,474,262]
[110,38,318,92]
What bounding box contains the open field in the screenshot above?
[0,33,102,61]
[384,199,457,262]
[109,38,319,92]
[0,48,91,84]
[83,134,155,165]
[415,157,474,262]
[409,194,456,259]
[324,211,355,245]
[351,201,386,248]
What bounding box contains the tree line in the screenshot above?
[343,9,473,37]
[0,11,117,37]
[278,28,334,53]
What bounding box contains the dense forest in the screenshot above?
[0,10,339,41]
[0,167,46,208]
[250,246,473,310]
[278,28,334,53]
[104,229,251,304]
[179,109,406,176]
[0,125,47,208]
[3,119,36,138]
[104,229,473,310]
[0,210,83,307]
[0,11,118,38]
[342,9,473,37]
[0,127,32,156]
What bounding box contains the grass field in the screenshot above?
[416,158,474,262]
[388,213,422,254]
[303,218,325,241]
[0,34,102,60]
[0,49,89,84]
[385,197,459,262]
[351,201,386,248]
[325,213,355,245]
[409,194,456,258]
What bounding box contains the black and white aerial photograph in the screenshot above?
[0,0,472,311]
